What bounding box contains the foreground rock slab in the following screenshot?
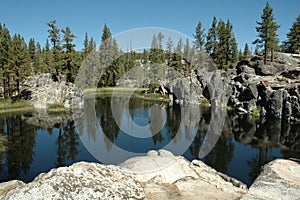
[2,150,298,200]
[242,159,300,200]
[120,149,248,200]
[0,162,144,200]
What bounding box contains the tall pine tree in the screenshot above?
[47,20,62,74]
[7,34,31,97]
[243,43,251,59]
[0,24,11,98]
[253,2,280,64]
[205,17,218,59]
[194,21,205,51]
[284,14,300,53]
[61,26,79,82]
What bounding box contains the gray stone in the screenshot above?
[120,150,247,200]
[21,73,84,109]
[242,159,300,200]
[0,162,145,200]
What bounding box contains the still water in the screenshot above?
[0,97,299,186]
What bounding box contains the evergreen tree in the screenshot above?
[32,42,42,73]
[47,20,62,74]
[243,43,251,59]
[284,14,300,53]
[227,20,239,67]
[206,17,218,59]
[41,39,52,73]
[176,38,183,55]
[101,23,111,43]
[28,38,36,61]
[183,38,191,60]
[149,34,164,64]
[157,32,164,49]
[214,20,227,68]
[213,19,238,68]
[194,21,205,51]
[98,23,120,86]
[238,49,243,61]
[61,26,79,82]
[7,34,31,97]
[169,38,184,73]
[166,37,173,54]
[253,2,280,64]
[83,32,90,57]
[0,24,11,98]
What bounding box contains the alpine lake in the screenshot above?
[0,96,299,187]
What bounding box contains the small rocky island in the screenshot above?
[0,150,299,200]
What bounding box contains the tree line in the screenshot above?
[0,2,299,98]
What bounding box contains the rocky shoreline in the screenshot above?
[156,52,300,122]
[0,150,299,200]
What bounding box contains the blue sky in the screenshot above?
[1,0,299,51]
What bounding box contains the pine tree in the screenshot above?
[176,38,183,55]
[33,42,42,74]
[0,24,11,98]
[230,36,239,66]
[157,32,164,49]
[238,49,243,61]
[150,34,164,63]
[101,23,111,43]
[166,37,173,54]
[284,14,300,53]
[206,17,218,59]
[47,20,62,74]
[61,26,78,82]
[83,32,90,57]
[225,20,238,67]
[253,2,280,64]
[194,21,205,51]
[214,20,227,68]
[184,38,191,60]
[41,39,52,73]
[243,43,251,59]
[28,38,36,61]
[98,23,119,86]
[169,38,184,73]
[7,34,31,97]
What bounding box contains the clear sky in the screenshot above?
[1,0,299,51]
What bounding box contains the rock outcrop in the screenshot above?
[0,162,145,200]
[1,150,299,200]
[120,149,247,200]
[228,52,300,121]
[21,73,84,109]
[0,150,247,200]
[242,159,300,200]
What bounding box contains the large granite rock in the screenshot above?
[21,73,84,109]
[242,159,300,200]
[120,149,248,200]
[1,150,299,200]
[228,53,300,121]
[0,162,145,200]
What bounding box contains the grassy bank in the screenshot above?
[0,99,33,114]
[47,103,67,112]
[84,87,170,102]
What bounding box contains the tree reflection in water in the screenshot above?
[0,114,35,181]
[0,98,299,185]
